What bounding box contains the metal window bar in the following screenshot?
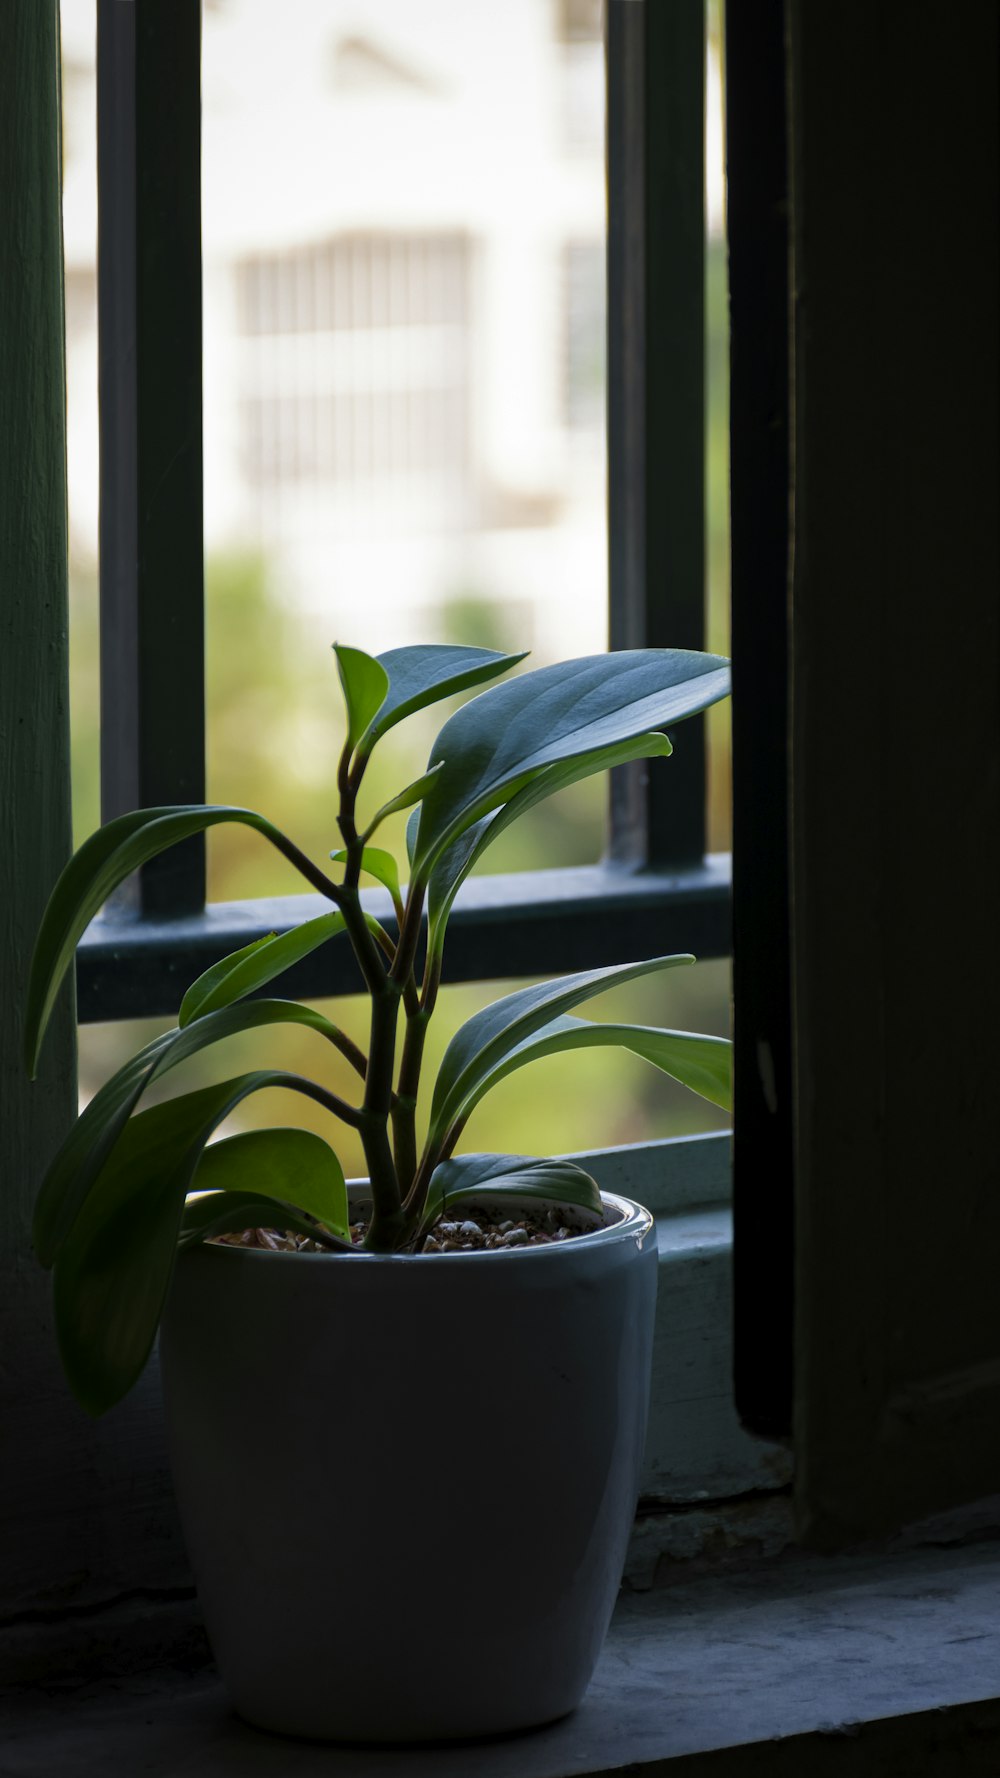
[97,0,206,919]
[607,0,707,869]
[82,0,729,1024]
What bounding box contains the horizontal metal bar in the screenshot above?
[76,857,732,1023]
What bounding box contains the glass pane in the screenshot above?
[64,3,732,1144]
[200,0,610,894]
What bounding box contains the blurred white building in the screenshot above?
[60,0,608,659]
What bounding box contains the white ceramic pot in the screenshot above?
[159,1188,657,1743]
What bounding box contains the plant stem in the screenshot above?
[390,877,427,991]
[392,1004,429,1191]
[285,1074,365,1129]
[370,918,421,1018]
[335,741,405,1231]
[334,747,390,997]
[317,1025,368,1080]
[420,948,443,1017]
[268,829,346,907]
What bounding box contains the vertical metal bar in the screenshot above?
[644,0,707,864]
[606,0,647,862]
[98,0,206,918]
[727,0,794,1440]
[607,0,707,868]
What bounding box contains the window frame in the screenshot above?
[83,0,731,1022]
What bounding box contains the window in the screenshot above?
[57,0,754,1504]
[53,0,760,1528]
[9,0,1000,1637]
[36,0,779,1536]
[73,0,732,1031]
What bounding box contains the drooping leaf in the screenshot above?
[419,1152,603,1234]
[53,1071,347,1415]
[357,645,527,753]
[361,763,443,838]
[444,1016,733,1148]
[179,1127,350,1246]
[24,803,330,1077]
[427,955,695,1148]
[34,1000,350,1268]
[179,912,346,1025]
[333,643,389,751]
[411,649,730,876]
[330,846,402,907]
[425,732,673,962]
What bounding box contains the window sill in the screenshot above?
[4,1538,998,1774]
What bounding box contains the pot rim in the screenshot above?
[188,1187,653,1264]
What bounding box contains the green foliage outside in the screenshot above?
[70,237,733,1177]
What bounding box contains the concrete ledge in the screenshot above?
[2,1537,998,1774]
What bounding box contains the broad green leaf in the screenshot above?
[53,1071,346,1415]
[427,955,694,1147]
[180,935,275,1025]
[333,643,389,750]
[411,650,730,876]
[34,1000,348,1267]
[25,803,324,1077]
[358,645,527,753]
[406,806,421,867]
[446,1016,733,1146]
[419,1152,603,1234]
[362,763,443,837]
[180,1127,350,1244]
[425,732,673,962]
[330,846,401,906]
[179,912,346,1025]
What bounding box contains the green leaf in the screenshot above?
[330,846,401,906]
[333,643,390,750]
[179,912,346,1025]
[449,1016,733,1144]
[53,1071,345,1415]
[411,649,730,876]
[362,763,443,838]
[425,732,673,962]
[34,1000,348,1268]
[358,645,527,752]
[419,1152,603,1234]
[24,803,324,1077]
[427,955,695,1147]
[180,1127,350,1244]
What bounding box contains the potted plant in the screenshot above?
[25,642,732,1743]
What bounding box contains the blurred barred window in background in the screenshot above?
[62,1,731,1168]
